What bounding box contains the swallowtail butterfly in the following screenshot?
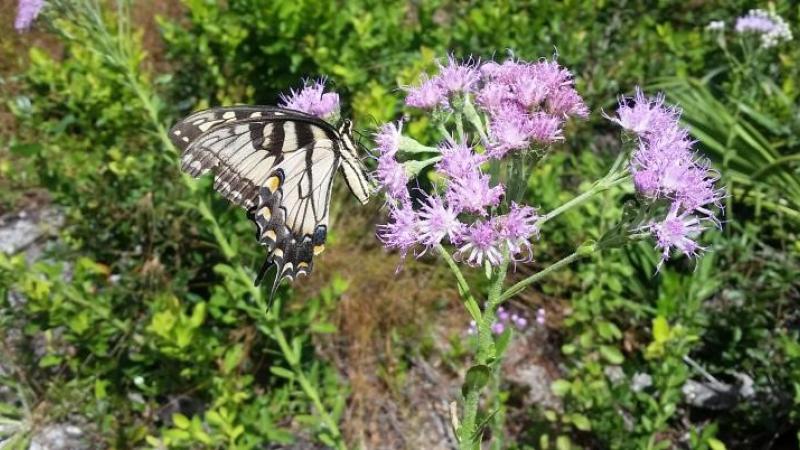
[170,106,371,300]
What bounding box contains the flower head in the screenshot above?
[607,88,679,137]
[644,204,708,268]
[435,140,486,179]
[706,20,726,32]
[734,9,793,48]
[15,0,44,32]
[495,203,539,258]
[377,205,418,258]
[405,76,447,110]
[279,78,340,120]
[416,194,463,249]
[436,55,481,96]
[445,173,504,215]
[373,122,410,203]
[456,220,504,267]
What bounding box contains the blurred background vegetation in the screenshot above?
[0,0,798,449]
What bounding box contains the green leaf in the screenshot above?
[462,364,491,397]
[653,316,670,343]
[172,413,190,429]
[599,345,625,364]
[570,413,591,431]
[270,366,295,380]
[556,435,572,450]
[310,322,337,333]
[550,379,572,397]
[222,344,244,374]
[708,438,727,450]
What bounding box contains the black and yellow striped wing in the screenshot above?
[170,106,358,297]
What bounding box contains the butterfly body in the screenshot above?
[170,106,371,298]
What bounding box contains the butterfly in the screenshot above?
[170,105,372,300]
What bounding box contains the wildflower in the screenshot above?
[436,140,486,179]
[706,20,726,32]
[416,194,463,248]
[546,86,589,118]
[436,55,481,96]
[467,320,478,335]
[529,112,564,144]
[645,204,708,267]
[279,78,340,120]
[374,122,410,203]
[456,220,504,267]
[376,156,410,204]
[445,173,504,215]
[535,308,546,325]
[606,88,679,137]
[497,307,510,322]
[374,121,403,156]
[511,313,528,329]
[495,203,539,258]
[488,105,537,157]
[377,205,418,258]
[405,76,447,110]
[491,322,506,334]
[15,0,44,32]
[734,9,793,49]
[476,82,513,113]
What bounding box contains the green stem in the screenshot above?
[498,248,588,304]
[455,110,465,142]
[437,245,481,322]
[462,95,489,144]
[459,258,508,449]
[539,170,628,226]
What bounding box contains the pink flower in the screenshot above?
[405,76,447,110]
[279,78,340,120]
[436,55,481,95]
[435,140,486,179]
[645,204,708,268]
[377,205,418,258]
[15,0,44,32]
[456,220,504,267]
[416,194,464,248]
[445,173,504,215]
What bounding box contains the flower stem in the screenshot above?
[459,258,508,449]
[539,166,628,226]
[497,244,593,303]
[462,95,490,144]
[437,245,482,322]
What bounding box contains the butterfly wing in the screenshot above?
[170,106,341,293]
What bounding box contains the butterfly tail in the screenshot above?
[254,256,273,287]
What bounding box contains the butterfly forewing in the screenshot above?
[171,106,349,295]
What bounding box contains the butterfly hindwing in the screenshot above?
[172,106,345,292]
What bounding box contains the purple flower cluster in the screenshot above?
[478,59,588,157]
[279,78,340,120]
[375,131,540,265]
[467,306,530,335]
[734,9,793,49]
[378,55,588,266]
[377,134,538,264]
[608,88,724,266]
[404,56,588,158]
[15,0,44,32]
